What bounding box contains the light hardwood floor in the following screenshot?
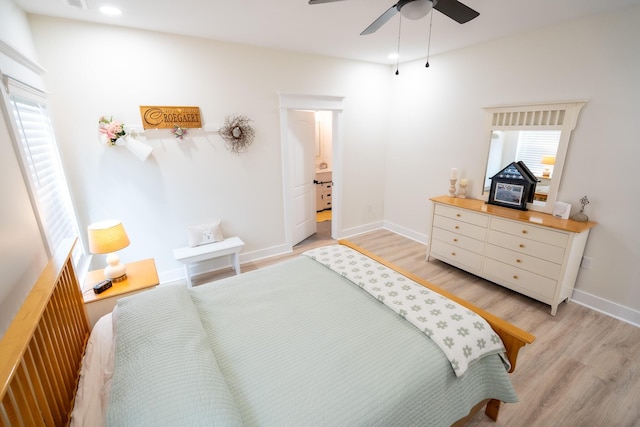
[197,228,640,427]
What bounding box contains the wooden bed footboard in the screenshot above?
[339,240,535,422]
[0,238,89,427]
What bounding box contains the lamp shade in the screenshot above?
[400,0,433,20]
[541,155,556,166]
[87,220,130,254]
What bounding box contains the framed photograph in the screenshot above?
[487,161,538,211]
[493,182,524,206]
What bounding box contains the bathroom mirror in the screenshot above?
[481,101,586,214]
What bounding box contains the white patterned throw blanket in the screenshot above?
[303,244,509,377]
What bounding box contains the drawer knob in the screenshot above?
[513,275,518,279]
[522,230,528,234]
[453,238,458,242]
[455,226,460,229]
[456,213,461,217]
[519,244,525,248]
[451,252,456,256]
[516,259,522,263]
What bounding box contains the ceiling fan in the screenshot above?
[308,0,479,35]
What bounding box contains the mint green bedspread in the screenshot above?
[107,255,517,427]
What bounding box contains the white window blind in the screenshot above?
[515,130,561,177]
[5,82,82,261]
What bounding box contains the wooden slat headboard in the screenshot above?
[0,238,89,427]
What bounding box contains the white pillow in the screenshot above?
[187,220,224,247]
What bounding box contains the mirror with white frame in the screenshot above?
[481,101,586,214]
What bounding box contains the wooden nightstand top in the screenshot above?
[83,258,159,304]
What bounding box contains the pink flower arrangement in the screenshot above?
[98,116,127,145]
[171,125,187,140]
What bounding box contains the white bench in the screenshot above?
[173,237,245,287]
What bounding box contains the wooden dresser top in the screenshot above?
[430,196,596,233]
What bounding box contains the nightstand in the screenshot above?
[83,258,159,328]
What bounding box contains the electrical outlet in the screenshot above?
[581,256,593,270]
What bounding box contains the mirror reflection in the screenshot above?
[482,130,561,207]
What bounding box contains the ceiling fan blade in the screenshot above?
[308,0,347,4]
[360,5,399,35]
[433,0,479,23]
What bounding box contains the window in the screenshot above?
[2,76,83,262]
[515,130,561,177]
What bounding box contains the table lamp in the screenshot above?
[87,220,130,282]
[541,155,556,178]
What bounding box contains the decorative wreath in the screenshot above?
[219,115,255,154]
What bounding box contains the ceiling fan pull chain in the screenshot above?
[395,15,402,75]
[425,8,433,68]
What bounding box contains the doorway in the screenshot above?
[279,93,344,250]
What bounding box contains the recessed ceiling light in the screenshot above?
[99,5,122,16]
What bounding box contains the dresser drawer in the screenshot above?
[490,217,568,247]
[433,215,487,241]
[431,239,483,271]
[429,197,594,316]
[487,229,565,264]
[485,243,561,280]
[434,204,489,227]
[432,227,485,255]
[483,258,557,300]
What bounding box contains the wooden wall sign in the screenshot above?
[139,106,202,129]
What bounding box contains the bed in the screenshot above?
[0,238,534,427]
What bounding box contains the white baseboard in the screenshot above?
[382,220,429,245]
[158,227,639,329]
[159,242,292,286]
[239,242,292,264]
[159,256,239,285]
[160,222,389,284]
[571,289,640,327]
[161,223,429,285]
[338,220,383,240]
[158,268,185,285]
[339,221,429,245]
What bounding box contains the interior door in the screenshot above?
[289,110,317,246]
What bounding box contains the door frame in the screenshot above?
[278,93,344,250]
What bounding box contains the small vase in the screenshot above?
[571,212,588,222]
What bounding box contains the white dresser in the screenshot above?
[428,196,596,315]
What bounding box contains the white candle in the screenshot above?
[460,178,468,186]
[450,168,458,180]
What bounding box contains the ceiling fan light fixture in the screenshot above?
[399,0,433,20]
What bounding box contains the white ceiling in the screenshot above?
[13,0,640,65]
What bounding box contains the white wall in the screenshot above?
[0,0,48,334]
[315,111,333,171]
[385,5,640,319]
[27,16,392,279]
[3,2,638,332]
